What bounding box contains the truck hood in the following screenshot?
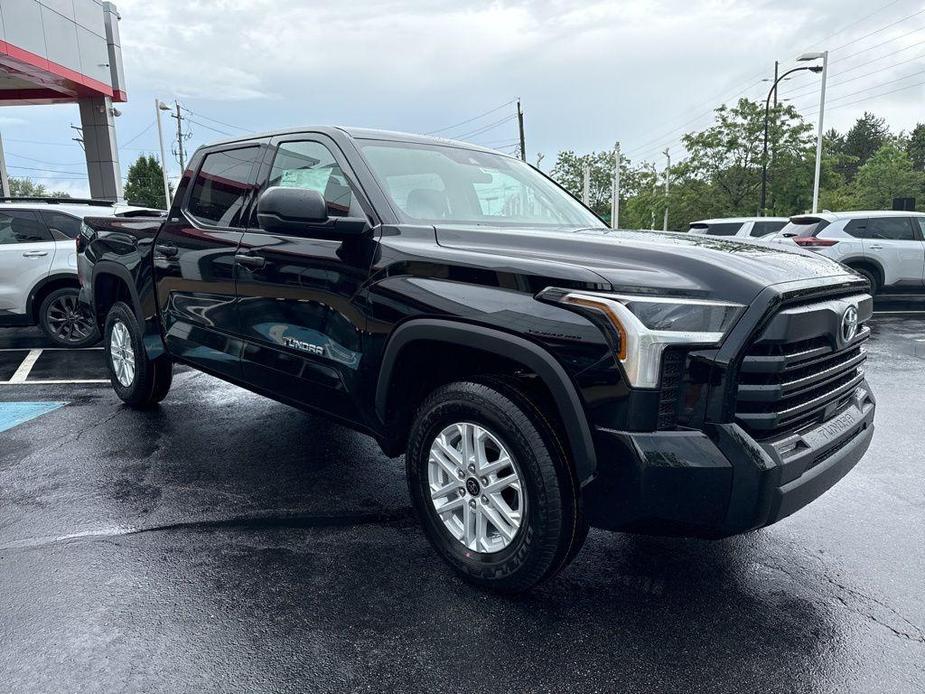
[434,226,854,303]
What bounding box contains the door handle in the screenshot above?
[235,253,266,270]
[155,243,178,258]
[868,245,884,250]
[22,250,48,257]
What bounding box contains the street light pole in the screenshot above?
[804,51,829,214]
[662,148,670,231]
[612,141,620,230]
[759,62,824,216]
[154,99,172,210]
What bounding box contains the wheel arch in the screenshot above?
[91,261,144,327]
[27,273,80,323]
[375,319,598,484]
[840,256,884,290]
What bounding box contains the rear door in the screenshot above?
[861,216,923,288]
[0,210,55,316]
[153,144,264,379]
[234,135,377,420]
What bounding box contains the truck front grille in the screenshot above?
[734,294,871,440]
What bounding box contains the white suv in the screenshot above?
[0,198,163,346]
[688,217,789,239]
[770,211,925,295]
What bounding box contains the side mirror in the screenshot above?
[256,186,369,237]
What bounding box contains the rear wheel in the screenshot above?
[406,380,586,593]
[851,266,880,295]
[104,301,172,408]
[39,287,99,347]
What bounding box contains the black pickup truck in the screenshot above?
[78,127,875,592]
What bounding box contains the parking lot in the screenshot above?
[1,312,923,693]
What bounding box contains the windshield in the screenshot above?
[358,140,603,229]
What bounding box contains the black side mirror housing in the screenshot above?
[256,186,370,238]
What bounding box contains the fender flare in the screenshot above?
[375,319,598,484]
[26,272,80,320]
[91,261,145,323]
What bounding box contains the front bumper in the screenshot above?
[583,382,875,537]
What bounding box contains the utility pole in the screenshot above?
[662,148,670,231]
[516,99,526,162]
[155,99,172,209]
[0,133,10,198]
[171,100,187,171]
[611,142,620,230]
[70,124,84,151]
[773,61,779,108]
[582,161,591,206]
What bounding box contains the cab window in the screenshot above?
[187,147,261,228]
[865,217,915,241]
[268,141,361,218]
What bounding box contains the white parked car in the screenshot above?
[688,217,789,239]
[0,198,164,346]
[769,211,925,295]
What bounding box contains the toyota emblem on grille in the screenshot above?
[841,305,859,344]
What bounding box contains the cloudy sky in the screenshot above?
[5,0,924,196]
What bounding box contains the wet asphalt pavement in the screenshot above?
[1,317,924,694]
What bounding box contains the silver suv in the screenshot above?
[770,211,925,294]
[0,198,163,346]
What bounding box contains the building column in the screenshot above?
[79,96,123,201]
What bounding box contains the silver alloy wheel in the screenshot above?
[46,292,94,343]
[427,422,525,554]
[109,321,136,387]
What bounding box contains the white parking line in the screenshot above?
[8,349,42,384]
[0,379,110,386]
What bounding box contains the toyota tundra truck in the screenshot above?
[77,127,876,592]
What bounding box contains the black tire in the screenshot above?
[104,301,173,408]
[39,287,100,348]
[852,266,879,295]
[406,379,587,593]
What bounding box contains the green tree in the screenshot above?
[8,177,71,198]
[841,112,890,181]
[907,123,925,172]
[124,154,170,209]
[681,98,813,217]
[549,149,621,221]
[852,144,925,210]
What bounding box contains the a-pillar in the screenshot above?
[79,95,123,201]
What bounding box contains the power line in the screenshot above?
[185,118,234,137]
[454,114,517,141]
[181,106,255,133]
[830,7,925,53]
[425,100,516,135]
[809,0,909,49]
[121,120,156,148]
[806,77,925,114]
[5,152,85,167]
[785,51,925,105]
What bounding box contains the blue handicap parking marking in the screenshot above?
[0,402,67,434]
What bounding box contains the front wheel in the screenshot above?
[406,380,587,593]
[104,301,172,408]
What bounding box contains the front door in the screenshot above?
[234,136,377,421]
[862,216,924,288]
[0,210,55,318]
[153,144,264,380]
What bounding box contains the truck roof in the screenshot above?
[202,126,508,156]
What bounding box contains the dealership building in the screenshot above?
[0,0,126,199]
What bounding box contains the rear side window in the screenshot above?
[187,147,261,228]
[41,211,82,239]
[704,222,742,236]
[865,217,915,241]
[267,141,360,218]
[751,221,786,237]
[0,210,52,245]
[916,217,925,238]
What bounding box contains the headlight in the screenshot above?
[544,290,744,388]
